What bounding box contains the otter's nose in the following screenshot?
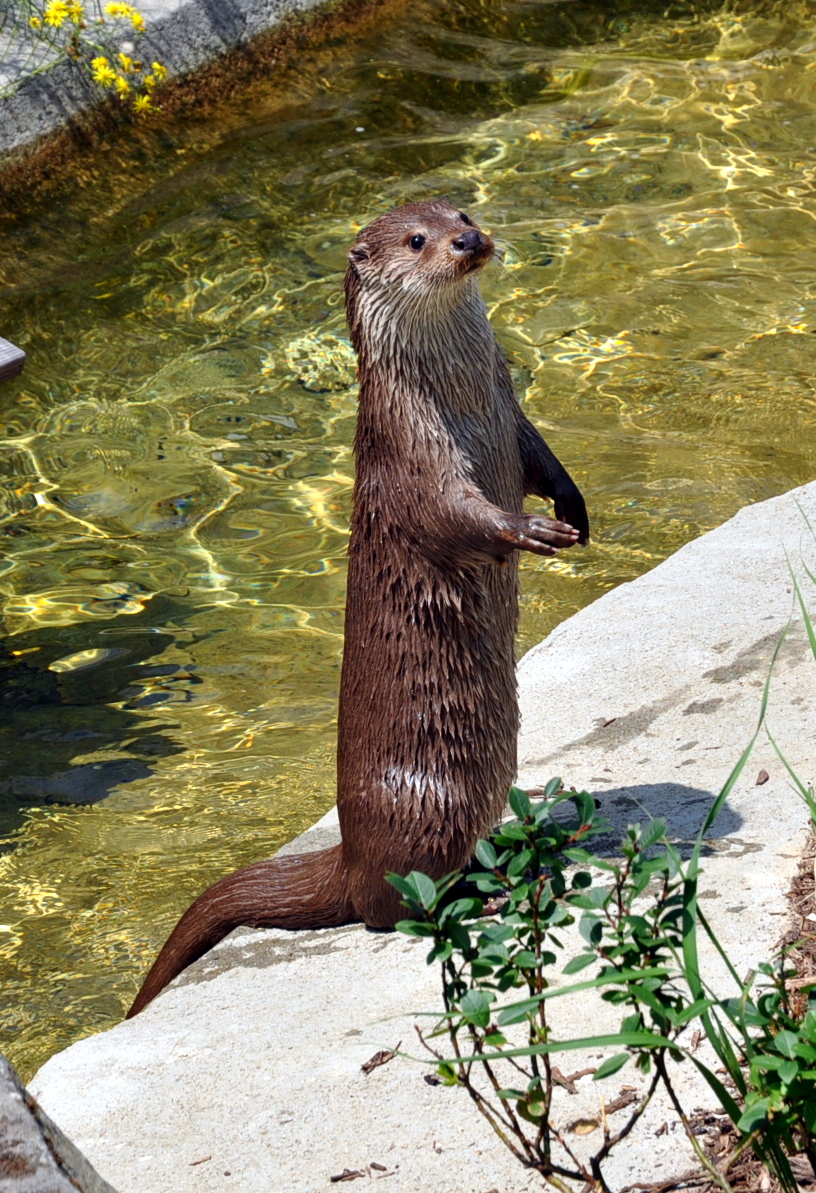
[451,228,485,253]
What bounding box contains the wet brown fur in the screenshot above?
[127,200,588,1018]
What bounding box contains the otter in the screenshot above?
[127,199,588,1018]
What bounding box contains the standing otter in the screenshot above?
[127,200,588,1017]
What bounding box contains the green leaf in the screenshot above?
[779,1059,798,1084]
[496,823,529,842]
[394,918,436,938]
[752,1054,786,1073]
[472,873,505,893]
[579,915,603,945]
[593,1053,630,1080]
[672,998,717,1027]
[518,1099,546,1123]
[427,940,452,963]
[448,922,471,952]
[640,818,667,850]
[438,1029,670,1066]
[563,952,596,974]
[543,777,562,798]
[408,871,439,911]
[507,850,533,878]
[571,871,592,890]
[572,790,596,826]
[509,786,532,818]
[563,848,594,865]
[386,873,417,900]
[459,989,493,1027]
[512,949,538,968]
[737,1098,771,1133]
[474,839,497,869]
[773,1030,799,1059]
[443,897,483,922]
[498,998,542,1026]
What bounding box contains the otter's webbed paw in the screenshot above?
[500,512,581,557]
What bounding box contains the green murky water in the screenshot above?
[2,0,816,1079]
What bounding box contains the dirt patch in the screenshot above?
[780,831,816,998]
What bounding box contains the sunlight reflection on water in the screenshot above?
[1,0,816,1077]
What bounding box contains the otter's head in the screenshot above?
[344,200,494,344]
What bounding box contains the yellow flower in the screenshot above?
[133,93,154,115]
[143,73,156,89]
[29,14,42,26]
[92,59,117,86]
[114,75,131,96]
[66,0,84,23]
[103,1,130,14]
[151,61,167,80]
[130,11,145,30]
[118,51,136,72]
[44,1,69,27]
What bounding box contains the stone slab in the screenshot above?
[0,1052,117,1192]
[0,0,330,157]
[28,479,816,1192]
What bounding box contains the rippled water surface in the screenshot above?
[2,0,816,1078]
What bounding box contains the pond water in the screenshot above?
[1,0,816,1079]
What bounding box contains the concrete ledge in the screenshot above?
[28,479,816,1192]
[1,0,339,158]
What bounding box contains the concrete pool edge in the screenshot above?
[0,0,399,176]
[25,479,816,1191]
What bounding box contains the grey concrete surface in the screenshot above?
[29,479,816,1192]
[0,1052,118,1192]
[0,0,330,157]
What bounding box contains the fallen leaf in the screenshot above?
[789,1155,816,1186]
[606,1089,639,1115]
[423,1074,441,1086]
[756,768,770,785]
[568,1117,600,1135]
[370,1162,388,1173]
[331,1169,367,1183]
[362,1042,401,1075]
[552,1065,595,1094]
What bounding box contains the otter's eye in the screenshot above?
[458,212,472,226]
[409,234,426,251]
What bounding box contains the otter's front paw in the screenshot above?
[501,512,580,557]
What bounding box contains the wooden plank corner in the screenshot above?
[0,336,26,384]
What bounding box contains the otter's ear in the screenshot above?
[348,243,370,266]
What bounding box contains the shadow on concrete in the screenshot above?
[589,782,743,858]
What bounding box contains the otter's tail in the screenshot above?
[127,844,354,1018]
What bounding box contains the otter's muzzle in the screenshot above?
[451,228,487,254]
